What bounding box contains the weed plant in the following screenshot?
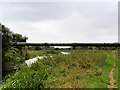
[1,50,118,88]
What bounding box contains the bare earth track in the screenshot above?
[108,63,116,89]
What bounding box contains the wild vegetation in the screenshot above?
[28,50,62,59]
[1,24,28,77]
[1,50,118,88]
[1,24,119,88]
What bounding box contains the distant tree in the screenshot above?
[55,48,59,50]
[34,46,42,50]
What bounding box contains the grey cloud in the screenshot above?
[0,2,118,43]
[1,2,117,22]
[0,2,75,21]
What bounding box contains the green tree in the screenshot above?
[1,23,28,77]
[12,33,28,42]
[2,24,12,52]
[34,46,42,50]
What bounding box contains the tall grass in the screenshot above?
[1,50,118,88]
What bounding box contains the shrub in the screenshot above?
[2,61,50,88]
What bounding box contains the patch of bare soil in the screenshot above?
[108,63,116,89]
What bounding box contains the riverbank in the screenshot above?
[1,50,118,88]
[25,51,69,67]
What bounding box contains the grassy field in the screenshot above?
[1,50,118,88]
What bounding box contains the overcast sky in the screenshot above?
[0,2,118,43]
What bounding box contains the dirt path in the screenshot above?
[108,63,116,89]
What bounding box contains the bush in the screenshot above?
[25,51,30,60]
[4,47,24,63]
[2,61,50,88]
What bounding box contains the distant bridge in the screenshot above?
[13,42,120,47]
[13,42,120,60]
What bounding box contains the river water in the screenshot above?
[25,52,70,67]
[61,52,70,55]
